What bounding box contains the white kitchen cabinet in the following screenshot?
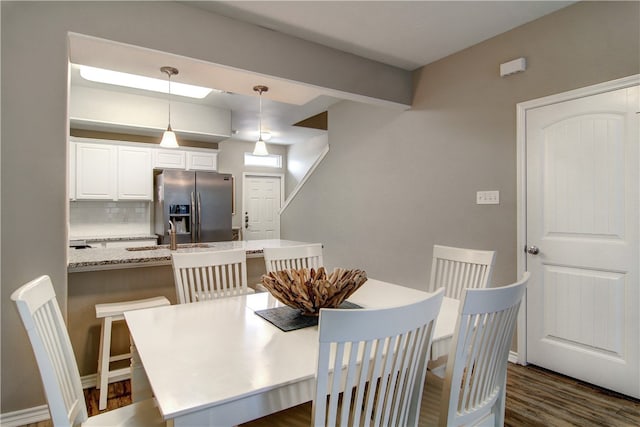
[87,239,157,249]
[186,150,217,171]
[103,239,157,249]
[117,146,153,200]
[69,141,76,200]
[75,142,117,199]
[153,149,186,169]
[73,139,152,201]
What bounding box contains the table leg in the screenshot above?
[130,341,152,402]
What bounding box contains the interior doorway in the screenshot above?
[242,173,284,240]
[517,75,639,398]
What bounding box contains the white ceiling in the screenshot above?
[69,1,574,145]
[190,1,574,71]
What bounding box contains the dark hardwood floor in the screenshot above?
[504,364,639,427]
[22,364,639,426]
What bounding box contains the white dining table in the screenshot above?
[124,279,459,426]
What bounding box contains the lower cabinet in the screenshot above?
[104,239,157,249]
[90,239,158,249]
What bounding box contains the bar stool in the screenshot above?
[95,296,170,410]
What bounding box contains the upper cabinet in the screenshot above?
[186,150,217,171]
[72,139,151,201]
[70,138,219,201]
[153,148,217,171]
[153,149,186,170]
[118,145,153,200]
[69,141,76,200]
[75,142,117,200]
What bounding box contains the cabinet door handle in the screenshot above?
[197,192,202,242]
[191,192,196,242]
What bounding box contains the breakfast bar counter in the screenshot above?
[68,239,313,272]
[67,239,316,376]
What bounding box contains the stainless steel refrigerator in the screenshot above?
[154,170,233,243]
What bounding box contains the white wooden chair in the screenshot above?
[11,275,165,427]
[437,272,529,427]
[171,249,254,304]
[428,245,496,378]
[313,288,445,427]
[429,245,496,300]
[263,243,324,272]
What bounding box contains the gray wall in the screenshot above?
[281,1,640,290]
[0,0,409,413]
[286,133,329,196]
[216,139,288,230]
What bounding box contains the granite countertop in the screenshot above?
[67,239,314,273]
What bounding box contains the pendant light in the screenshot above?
[160,66,179,148]
[253,85,269,156]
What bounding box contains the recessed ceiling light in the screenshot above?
[79,65,214,99]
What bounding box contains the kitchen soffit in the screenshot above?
[68,34,340,146]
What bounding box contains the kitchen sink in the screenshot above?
[125,243,213,251]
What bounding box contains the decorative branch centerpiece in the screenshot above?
[261,267,368,316]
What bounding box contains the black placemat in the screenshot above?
[255,301,362,332]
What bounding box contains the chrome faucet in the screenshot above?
[169,221,177,251]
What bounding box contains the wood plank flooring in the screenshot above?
[21,364,639,426]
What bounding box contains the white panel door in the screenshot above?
[526,85,639,398]
[243,176,281,240]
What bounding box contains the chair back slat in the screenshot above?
[11,276,89,427]
[313,288,444,427]
[440,272,529,427]
[429,245,496,299]
[263,243,324,273]
[172,249,251,304]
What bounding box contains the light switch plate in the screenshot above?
[477,190,500,205]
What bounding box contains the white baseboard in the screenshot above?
[0,405,50,427]
[82,372,99,389]
[80,368,130,389]
[0,372,131,426]
[508,350,519,364]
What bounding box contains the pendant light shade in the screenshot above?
[160,125,179,148]
[253,85,269,156]
[160,66,179,148]
[253,139,268,156]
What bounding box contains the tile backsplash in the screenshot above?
[69,201,152,238]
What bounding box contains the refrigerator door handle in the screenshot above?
[197,192,202,243]
[191,191,196,243]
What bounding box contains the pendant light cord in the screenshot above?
[161,66,178,130]
[167,72,172,128]
[258,91,263,140]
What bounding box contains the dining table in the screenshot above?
[124,278,460,426]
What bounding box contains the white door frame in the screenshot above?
[515,74,640,364]
[241,172,285,239]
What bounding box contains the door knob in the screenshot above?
[525,245,540,255]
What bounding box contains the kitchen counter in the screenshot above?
[67,239,314,272]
